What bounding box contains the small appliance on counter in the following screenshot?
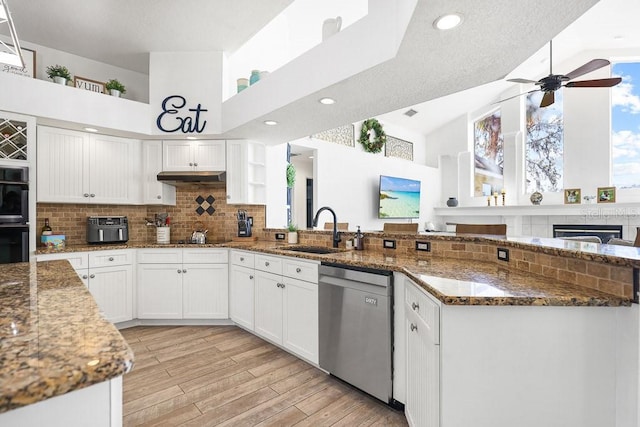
[87,216,129,244]
[237,210,252,238]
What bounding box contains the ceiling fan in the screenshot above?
[505,40,622,108]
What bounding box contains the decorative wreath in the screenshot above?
[359,118,387,153]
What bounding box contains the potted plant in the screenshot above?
[46,64,71,85]
[287,222,298,244]
[286,163,296,188]
[105,79,126,97]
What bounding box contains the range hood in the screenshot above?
[157,171,226,186]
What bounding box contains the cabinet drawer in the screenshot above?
[255,254,283,275]
[405,281,440,344]
[89,249,132,268]
[231,250,255,268]
[37,252,89,270]
[282,258,318,283]
[137,248,182,264]
[183,248,228,264]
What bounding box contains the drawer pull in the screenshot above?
[194,162,198,167]
[296,267,302,273]
[83,193,89,198]
[265,261,270,267]
[249,275,254,280]
[183,269,187,273]
[410,323,418,332]
[82,275,88,279]
[240,257,245,261]
[157,195,162,199]
[90,193,95,198]
[177,269,182,274]
[411,302,419,311]
[108,257,114,261]
[89,274,95,279]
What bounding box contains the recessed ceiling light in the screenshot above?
[433,13,463,30]
[319,97,336,105]
[264,120,278,126]
[186,136,196,140]
[84,127,98,133]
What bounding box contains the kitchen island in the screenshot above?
[0,260,134,427]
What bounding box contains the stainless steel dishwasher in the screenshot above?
[318,263,399,407]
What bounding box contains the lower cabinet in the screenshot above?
[137,248,228,319]
[229,263,256,330]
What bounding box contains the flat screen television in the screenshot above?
[378,175,421,219]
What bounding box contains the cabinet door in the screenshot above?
[182,263,229,319]
[162,141,194,171]
[254,270,283,344]
[229,264,255,330]
[282,277,318,363]
[405,309,439,427]
[142,140,176,205]
[226,140,247,204]
[36,126,90,203]
[192,140,225,170]
[89,134,138,204]
[137,264,183,319]
[88,265,133,324]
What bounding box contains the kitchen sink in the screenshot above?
[279,246,342,254]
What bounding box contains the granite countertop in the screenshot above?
[0,261,134,414]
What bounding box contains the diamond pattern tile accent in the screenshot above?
[206,206,215,215]
[195,195,205,204]
[195,206,205,216]
[206,195,215,204]
[195,194,216,216]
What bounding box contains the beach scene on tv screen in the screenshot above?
[379,175,421,218]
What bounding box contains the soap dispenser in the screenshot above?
[354,226,364,250]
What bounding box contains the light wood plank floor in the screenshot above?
[120,325,408,426]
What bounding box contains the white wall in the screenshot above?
[291,154,313,228]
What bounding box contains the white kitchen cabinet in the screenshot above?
[229,250,256,330]
[141,140,176,205]
[37,250,134,324]
[37,126,140,204]
[253,254,319,363]
[226,140,266,204]
[162,140,225,171]
[137,248,228,319]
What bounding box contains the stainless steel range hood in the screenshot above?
[157,171,226,186]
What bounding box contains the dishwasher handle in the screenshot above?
[319,274,390,296]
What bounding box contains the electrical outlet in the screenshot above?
[248,217,253,226]
[275,233,285,240]
[383,239,396,249]
[415,241,431,252]
[497,247,510,262]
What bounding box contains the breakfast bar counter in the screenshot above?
[0,260,133,418]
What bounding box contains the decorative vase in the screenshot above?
[288,232,298,244]
[52,76,67,85]
[249,70,260,85]
[322,16,342,41]
[237,78,249,93]
[109,89,121,97]
[530,191,543,205]
[446,197,458,207]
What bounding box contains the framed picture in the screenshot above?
[597,186,616,203]
[0,45,36,78]
[564,188,581,204]
[73,76,105,94]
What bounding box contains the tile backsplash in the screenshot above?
[36,185,265,245]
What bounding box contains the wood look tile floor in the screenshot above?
[120,326,408,426]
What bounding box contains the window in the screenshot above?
[612,62,640,189]
[473,109,503,197]
[525,91,563,193]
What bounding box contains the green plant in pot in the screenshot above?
[286,163,296,188]
[287,222,298,244]
[105,78,126,97]
[46,64,71,85]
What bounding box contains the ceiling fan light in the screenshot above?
[433,13,463,30]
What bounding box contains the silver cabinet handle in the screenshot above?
[157,195,162,199]
[189,162,193,166]
[82,274,88,279]
[249,275,254,280]
[182,269,187,273]
[296,267,302,273]
[83,193,89,197]
[89,274,95,279]
[280,283,286,289]
[410,323,418,332]
[411,302,419,311]
[90,193,95,197]
[277,283,283,288]
[240,257,245,261]
[177,269,182,273]
[108,257,114,261]
[194,162,198,167]
[265,261,270,267]
[227,195,231,199]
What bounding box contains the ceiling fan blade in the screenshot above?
[507,78,539,84]
[493,89,539,104]
[564,59,610,80]
[565,77,622,88]
[540,91,555,108]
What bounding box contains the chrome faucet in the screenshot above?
[312,206,341,248]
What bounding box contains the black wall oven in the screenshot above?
[0,165,29,263]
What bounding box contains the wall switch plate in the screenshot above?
[497,247,510,261]
[415,241,431,252]
[383,239,396,249]
[275,233,285,240]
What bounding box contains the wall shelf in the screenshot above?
[434,203,640,217]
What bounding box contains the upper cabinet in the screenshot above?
[162,140,225,171]
[142,140,176,205]
[37,126,141,204]
[0,111,35,165]
[226,140,266,205]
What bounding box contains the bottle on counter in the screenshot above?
[354,226,364,250]
[42,218,53,236]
